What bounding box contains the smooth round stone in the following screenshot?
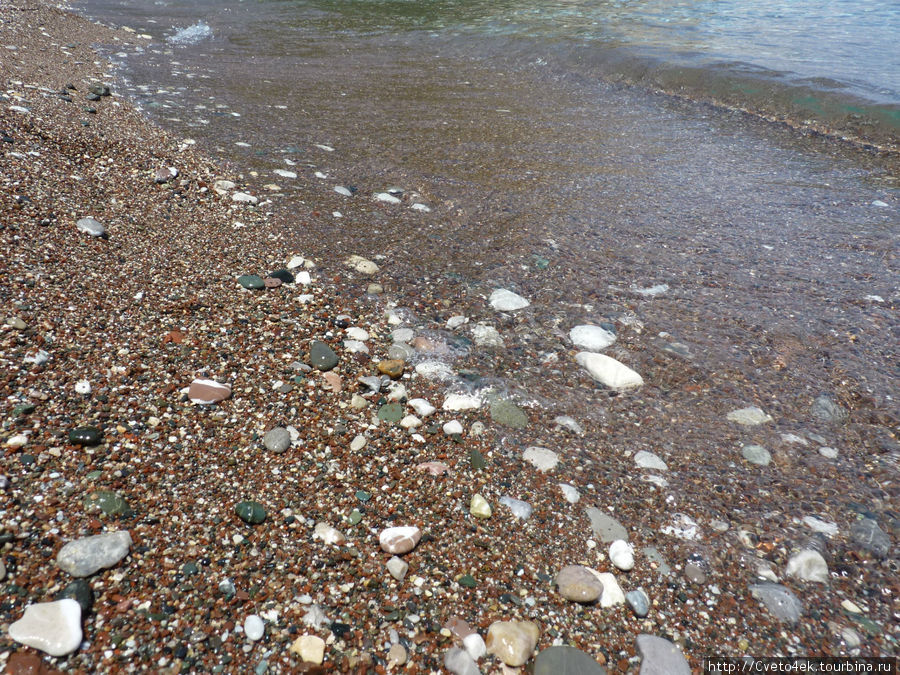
[235,501,267,525]
[684,561,707,584]
[626,588,650,617]
[470,494,492,519]
[436,421,461,439]
[238,274,265,290]
[609,539,635,571]
[9,599,82,657]
[350,435,367,451]
[244,615,265,641]
[345,326,369,341]
[387,643,408,667]
[75,217,105,237]
[56,530,132,578]
[569,324,616,352]
[742,444,772,466]
[379,526,421,554]
[490,399,528,429]
[559,483,580,504]
[463,633,486,660]
[263,427,291,453]
[786,549,829,582]
[635,635,691,675]
[575,352,643,389]
[74,380,91,395]
[309,340,338,371]
[263,276,283,288]
[68,426,102,446]
[555,565,603,603]
[489,289,530,311]
[486,620,540,667]
[377,359,404,379]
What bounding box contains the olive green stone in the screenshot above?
[12,403,35,417]
[347,509,363,526]
[238,274,265,290]
[309,340,339,371]
[469,449,487,470]
[458,574,477,588]
[355,490,371,502]
[268,268,294,284]
[490,399,528,429]
[69,426,102,446]
[182,562,200,577]
[83,490,133,517]
[377,403,404,423]
[235,500,266,524]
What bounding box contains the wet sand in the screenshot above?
[1,0,899,673]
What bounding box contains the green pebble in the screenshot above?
[469,449,487,470]
[12,403,35,417]
[459,574,477,588]
[83,490,133,517]
[238,274,265,290]
[490,399,528,429]
[86,470,103,480]
[355,490,371,502]
[347,509,363,526]
[182,562,199,577]
[309,340,339,371]
[377,403,404,423]
[235,500,266,524]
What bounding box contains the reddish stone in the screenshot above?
[322,372,342,393]
[416,461,450,476]
[263,277,282,288]
[162,330,185,344]
[188,379,231,404]
[6,652,62,675]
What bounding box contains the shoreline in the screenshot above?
[2,1,898,673]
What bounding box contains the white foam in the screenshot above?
[167,22,213,46]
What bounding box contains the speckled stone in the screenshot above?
[56,530,132,577]
[263,427,291,453]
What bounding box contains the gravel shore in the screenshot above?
[1,1,898,673]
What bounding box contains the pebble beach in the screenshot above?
[1,1,898,673]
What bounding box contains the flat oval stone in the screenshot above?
[188,379,232,404]
[575,352,643,389]
[238,274,265,290]
[263,427,291,453]
[309,340,338,371]
[379,526,421,554]
[75,217,105,237]
[749,583,803,623]
[490,399,528,429]
[56,530,132,578]
[534,645,606,675]
[626,588,650,617]
[82,490,133,518]
[635,635,691,675]
[569,324,616,352]
[68,426,102,446]
[235,501,267,524]
[9,599,83,657]
[555,565,603,603]
[263,276,282,288]
[377,403,405,423]
[489,289,530,311]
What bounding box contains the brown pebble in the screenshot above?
[264,277,282,288]
[376,359,404,379]
[6,652,62,675]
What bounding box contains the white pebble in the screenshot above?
[74,380,92,395]
[609,539,635,571]
[244,615,265,641]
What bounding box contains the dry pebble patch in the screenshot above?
[1,1,899,673]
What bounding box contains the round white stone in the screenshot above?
[244,614,265,641]
[443,420,464,435]
[609,539,635,571]
[74,380,92,395]
[569,324,616,351]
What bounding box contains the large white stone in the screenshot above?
[408,398,436,417]
[56,530,132,577]
[634,450,667,471]
[290,634,325,664]
[569,325,616,351]
[489,289,530,311]
[472,323,503,347]
[344,255,379,275]
[786,550,829,583]
[443,393,481,411]
[523,446,559,472]
[609,540,635,571]
[9,599,83,657]
[575,352,643,389]
[244,614,265,641]
[379,526,421,554]
[591,571,626,607]
[75,217,105,237]
[727,406,772,426]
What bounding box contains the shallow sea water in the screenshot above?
[75,0,898,516]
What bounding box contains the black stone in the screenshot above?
[86,92,101,102]
[58,579,94,613]
[69,426,102,446]
[268,268,294,284]
[330,622,352,638]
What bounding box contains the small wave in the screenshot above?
[167,21,212,46]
